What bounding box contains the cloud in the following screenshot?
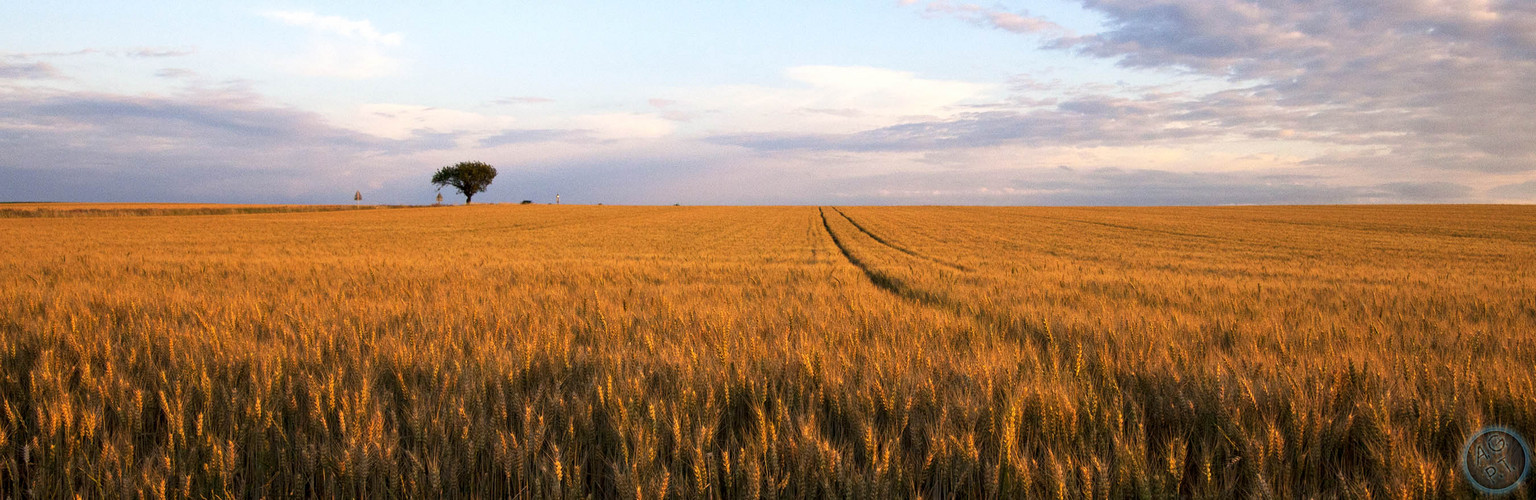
[1053,0,1536,174]
[807,166,1483,206]
[0,77,1516,205]
[1,49,100,58]
[0,162,325,204]
[647,98,696,122]
[154,68,196,79]
[1006,168,1360,205]
[676,65,1000,135]
[8,3,1535,206]
[1369,181,1474,202]
[570,113,677,140]
[488,96,555,105]
[476,129,587,148]
[0,78,684,204]
[334,104,671,145]
[0,84,451,203]
[261,10,404,79]
[916,1,1070,36]
[783,65,994,111]
[261,11,402,46]
[0,87,396,159]
[4,47,193,59]
[707,95,1214,153]
[886,0,1536,194]
[127,47,195,58]
[1488,180,1536,200]
[344,103,517,142]
[0,61,62,80]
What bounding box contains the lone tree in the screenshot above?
[431,161,498,204]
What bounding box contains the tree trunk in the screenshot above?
[465,193,473,204]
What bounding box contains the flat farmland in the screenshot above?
[1,205,1533,497]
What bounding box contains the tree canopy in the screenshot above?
[431,161,498,204]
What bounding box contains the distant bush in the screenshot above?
[431,161,498,204]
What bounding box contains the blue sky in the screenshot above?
[3,1,1535,205]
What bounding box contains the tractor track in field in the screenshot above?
[818,206,1055,347]
[819,207,948,306]
[826,207,973,271]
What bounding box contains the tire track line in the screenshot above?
[819,207,949,305]
[827,207,973,271]
[818,207,1055,348]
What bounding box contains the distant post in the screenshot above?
[436,193,444,206]
[556,194,561,205]
[354,190,362,205]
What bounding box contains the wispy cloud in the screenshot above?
[127,47,196,58]
[261,10,404,79]
[154,68,196,79]
[344,103,516,141]
[808,166,1479,206]
[0,61,63,80]
[261,11,402,46]
[911,1,1071,36]
[3,47,194,59]
[488,96,556,106]
[672,65,1000,135]
[570,113,677,140]
[476,129,587,148]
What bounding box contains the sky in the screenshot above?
[2,0,1534,205]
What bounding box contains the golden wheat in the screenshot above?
[0,204,1532,497]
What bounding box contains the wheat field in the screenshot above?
[1,204,1533,497]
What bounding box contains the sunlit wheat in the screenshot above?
[0,204,1531,496]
